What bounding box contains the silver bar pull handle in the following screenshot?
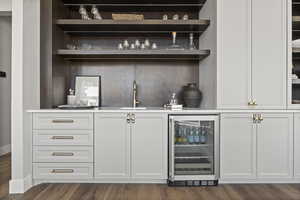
[51,136,74,140]
[51,169,74,174]
[52,152,74,157]
[52,119,74,123]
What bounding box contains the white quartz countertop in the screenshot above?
[27,107,300,113]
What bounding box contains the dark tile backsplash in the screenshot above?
[69,60,199,107]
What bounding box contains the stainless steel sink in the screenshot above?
[120,107,147,110]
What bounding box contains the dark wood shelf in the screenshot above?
[56,49,210,61]
[61,0,206,5]
[293,16,300,31]
[293,47,300,59]
[56,19,210,33]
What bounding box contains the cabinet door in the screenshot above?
[220,114,256,180]
[131,113,168,179]
[251,0,286,109]
[218,0,252,109]
[295,114,300,179]
[95,113,130,178]
[257,114,293,179]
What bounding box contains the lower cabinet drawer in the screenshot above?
[33,146,93,163]
[33,130,93,146]
[33,163,93,179]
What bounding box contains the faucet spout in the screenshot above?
[133,81,140,108]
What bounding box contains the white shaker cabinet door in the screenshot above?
[218,0,252,109]
[220,114,256,180]
[256,114,293,179]
[131,113,168,179]
[295,114,300,179]
[94,113,131,179]
[251,0,286,109]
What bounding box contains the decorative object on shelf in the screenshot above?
[182,83,202,108]
[67,89,76,105]
[66,43,77,50]
[163,14,168,20]
[75,75,101,107]
[112,13,144,20]
[130,43,136,50]
[172,14,180,20]
[140,43,146,50]
[151,43,158,49]
[123,40,130,49]
[183,14,189,20]
[79,5,91,20]
[168,32,184,50]
[144,39,151,49]
[189,33,196,50]
[118,43,124,50]
[91,5,102,20]
[135,40,141,48]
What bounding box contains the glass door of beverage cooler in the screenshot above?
[169,115,219,181]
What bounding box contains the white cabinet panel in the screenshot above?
[220,114,256,180]
[33,113,93,130]
[218,0,252,109]
[95,113,130,178]
[131,113,167,179]
[295,114,300,178]
[256,114,293,179]
[251,0,286,109]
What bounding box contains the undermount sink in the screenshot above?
[120,107,147,110]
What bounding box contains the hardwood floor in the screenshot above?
[1,154,300,200]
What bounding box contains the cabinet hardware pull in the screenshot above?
[52,119,74,123]
[51,169,74,174]
[258,114,263,122]
[127,113,131,124]
[253,114,258,123]
[51,136,74,140]
[52,152,74,157]
[248,100,258,106]
[131,113,136,124]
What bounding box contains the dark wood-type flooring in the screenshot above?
[1,154,300,200]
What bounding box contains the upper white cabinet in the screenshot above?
[218,0,287,109]
[294,114,300,179]
[94,113,168,180]
[220,113,293,181]
[0,0,11,12]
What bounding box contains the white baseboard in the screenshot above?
[0,144,11,156]
[9,175,32,194]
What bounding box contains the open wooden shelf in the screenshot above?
[61,0,207,5]
[56,19,210,33]
[56,49,210,61]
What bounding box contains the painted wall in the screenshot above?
[0,0,12,12]
[0,16,11,155]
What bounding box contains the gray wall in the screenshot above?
[0,16,11,152]
[68,61,199,107]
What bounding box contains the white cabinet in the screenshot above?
[294,114,300,179]
[94,113,131,178]
[256,114,293,179]
[220,113,293,181]
[220,114,256,180]
[218,0,286,109]
[95,113,168,180]
[131,113,168,179]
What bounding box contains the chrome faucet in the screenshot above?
[133,80,140,108]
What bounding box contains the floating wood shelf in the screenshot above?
[56,49,210,61]
[62,0,207,5]
[56,19,210,33]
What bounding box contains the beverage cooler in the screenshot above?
[168,115,219,186]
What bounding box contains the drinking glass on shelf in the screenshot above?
[172,14,179,20]
[91,5,102,20]
[183,14,189,20]
[167,32,184,50]
[189,33,196,50]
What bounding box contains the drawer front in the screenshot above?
[33,163,93,179]
[33,130,93,146]
[33,113,93,130]
[33,146,93,163]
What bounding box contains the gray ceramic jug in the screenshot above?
[182,83,202,108]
